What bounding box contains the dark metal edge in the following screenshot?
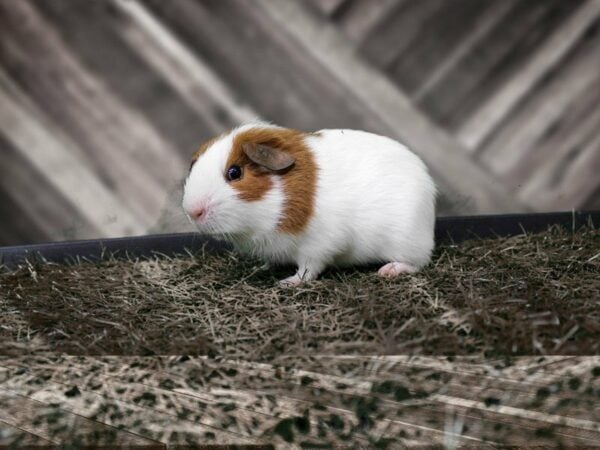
[0,211,598,270]
[434,210,598,243]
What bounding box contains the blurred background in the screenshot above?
[0,0,599,246]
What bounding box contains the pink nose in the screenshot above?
[192,207,207,222]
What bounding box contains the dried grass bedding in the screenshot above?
[1,226,600,447]
[0,225,598,358]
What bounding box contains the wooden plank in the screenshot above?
[311,356,599,422]
[428,395,600,443]
[144,0,386,134]
[308,0,350,17]
[4,356,600,445]
[230,356,600,422]
[478,28,600,177]
[458,0,600,150]
[3,357,344,436]
[519,123,600,210]
[254,0,529,213]
[34,0,245,157]
[336,0,405,44]
[197,358,600,445]
[2,382,265,446]
[0,357,480,446]
[280,389,600,446]
[583,185,600,209]
[0,389,163,448]
[341,355,587,379]
[387,0,493,95]
[0,132,99,245]
[0,73,147,239]
[113,0,258,127]
[418,0,582,130]
[0,170,49,246]
[0,419,55,447]
[0,364,259,446]
[358,0,446,69]
[412,0,516,102]
[500,71,600,187]
[31,372,291,441]
[314,355,582,376]
[0,0,185,231]
[0,358,479,446]
[0,359,376,446]
[499,356,599,377]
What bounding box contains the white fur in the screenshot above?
[183,123,436,284]
[182,123,285,238]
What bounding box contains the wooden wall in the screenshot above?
[1,0,599,245]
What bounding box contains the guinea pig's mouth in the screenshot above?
[190,219,217,235]
[188,211,225,235]
[185,201,249,236]
[190,213,213,229]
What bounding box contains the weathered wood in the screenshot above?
[479,28,600,178]
[1,379,264,446]
[0,420,55,447]
[257,0,528,213]
[0,0,598,244]
[458,0,600,149]
[308,0,350,17]
[387,0,492,95]
[584,185,600,209]
[316,356,598,421]
[145,0,384,134]
[0,72,146,238]
[0,359,492,446]
[0,1,184,228]
[418,0,583,130]
[0,388,163,448]
[2,355,600,446]
[412,0,516,102]
[171,357,600,445]
[21,361,298,442]
[520,122,600,210]
[0,191,38,247]
[35,0,244,156]
[0,131,97,245]
[358,0,446,70]
[114,0,258,128]
[335,0,404,44]
[502,69,600,187]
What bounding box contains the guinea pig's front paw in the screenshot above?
[258,261,271,271]
[278,274,303,287]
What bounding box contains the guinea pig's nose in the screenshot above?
[192,207,207,222]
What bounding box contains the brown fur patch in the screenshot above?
[228,127,318,234]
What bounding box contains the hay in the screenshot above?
[0,225,598,359]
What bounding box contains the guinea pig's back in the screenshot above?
[308,129,433,206]
[306,129,435,264]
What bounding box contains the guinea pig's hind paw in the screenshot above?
[279,274,303,287]
[378,262,417,278]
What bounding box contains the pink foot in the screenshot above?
[378,262,417,278]
[279,274,303,287]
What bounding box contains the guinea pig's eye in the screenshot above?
[226,165,243,181]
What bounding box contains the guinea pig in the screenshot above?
[182,122,436,286]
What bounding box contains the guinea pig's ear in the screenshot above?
[242,143,295,171]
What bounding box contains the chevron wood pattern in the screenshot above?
[0,0,599,245]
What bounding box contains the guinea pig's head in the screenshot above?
[182,124,317,237]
